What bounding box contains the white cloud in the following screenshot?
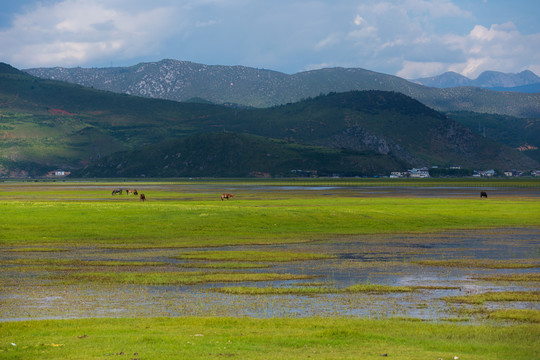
[404,0,472,19]
[0,0,182,68]
[353,1,540,78]
[354,15,364,26]
[315,33,342,50]
[0,0,538,78]
[446,22,540,78]
[396,20,540,78]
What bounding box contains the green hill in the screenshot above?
[172,91,538,171]
[73,133,407,178]
[1,63,538,177]
[0,63,234,175]
[447,111,540,164]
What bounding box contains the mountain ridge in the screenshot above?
[413,70,540,89]
[24,59,540,118]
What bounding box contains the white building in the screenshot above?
[408,167,430,178]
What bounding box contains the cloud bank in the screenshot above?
[0,0,538,77]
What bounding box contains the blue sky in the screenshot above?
[0,0,539,78]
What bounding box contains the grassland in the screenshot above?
[1,317,538,360]
[1,180,539,359]
[1,180,539,247]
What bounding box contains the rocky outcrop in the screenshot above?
[319,125,424,167]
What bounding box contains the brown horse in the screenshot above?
[140,193,146,202]
[221,193,234,201]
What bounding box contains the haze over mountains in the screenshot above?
[25,59,540,118]
[1,61,539,178]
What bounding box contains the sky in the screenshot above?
[0,0,539,79]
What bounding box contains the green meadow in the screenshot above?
[1,179,539,359]
[1,181,539,247]
[1,317,538,360]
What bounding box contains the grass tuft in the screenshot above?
[212,283,416,295]
[175,250,334,262]
[488,309,540,323]
[176,261,272,269]
[64,271,315,285]
[444,291,540,304]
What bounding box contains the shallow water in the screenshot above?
[1,228,538,322]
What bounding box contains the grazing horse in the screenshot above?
[112,189,122,195]
[221,193,234,201]
[480,191,488,198]
[140,193,146,202]
[126,189,138,195]
[133,190,138,195]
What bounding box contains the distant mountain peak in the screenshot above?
[414,69,540,90]
[474,70,540,87]
[411,72,470,88]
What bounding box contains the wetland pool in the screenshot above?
[1,228,538,322]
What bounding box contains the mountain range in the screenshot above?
[1,62,539,178]
[412,70,540,92]
[25,59,540,118]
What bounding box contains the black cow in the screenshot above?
[480,191,488,198]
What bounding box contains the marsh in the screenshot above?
[1,180,539,323]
